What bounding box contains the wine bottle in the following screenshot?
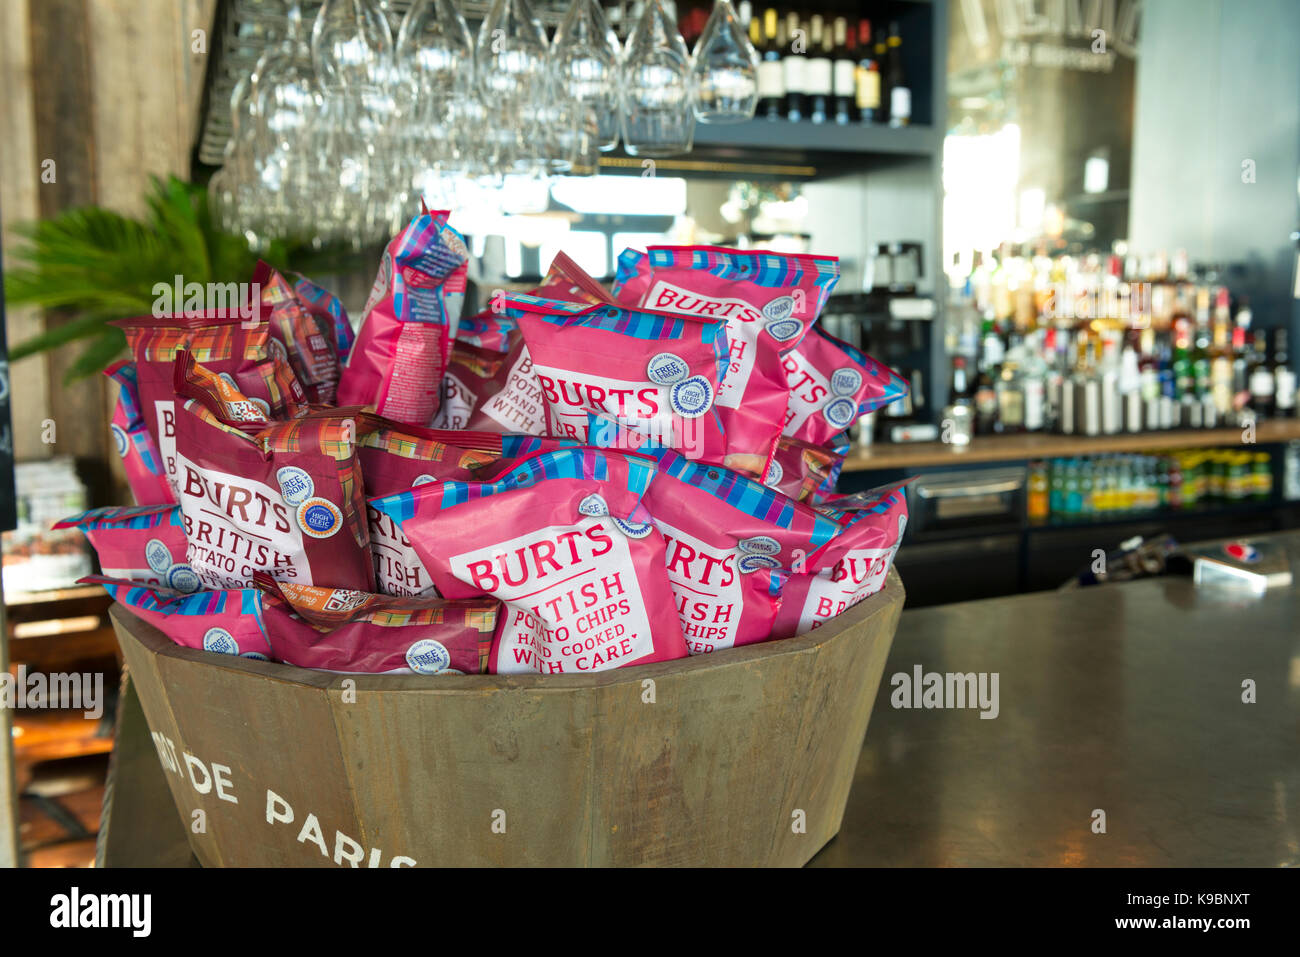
[886,20,910,127]
[782,10,806,121]
[854,18,879,125]
[832,15,855,125]
[873,28,890,124]
[758,7,784,120]
[1249,330,1275,418]
[1274,329,1296,417]
[805,15,831,124]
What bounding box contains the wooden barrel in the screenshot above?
[110,569,904,867]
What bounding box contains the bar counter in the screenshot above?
[812,530,1300,867]
[841,419,1300,471]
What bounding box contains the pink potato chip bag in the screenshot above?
[55,505,200,593]
[782,326,908,446]
[636,245,841,473]
[173,357,375,591]
[256,261,340,405]
[431,338,548,435]
[85,576,281,659]
[505,293,732,463]
[113,307,308,496]
[336,210,469,426]
[293,273,355,361]
[763,435,844,504]
[105,361,175,506]
[369,447,689,675]
[610,248,652,305]
[255,574,499,674]
[770,480,909,638]
[588,420,842,654]
[359,421,505,597]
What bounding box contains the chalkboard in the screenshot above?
[0,228,17,533]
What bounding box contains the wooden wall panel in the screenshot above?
[1,0,216,498]
[0,0,49,464]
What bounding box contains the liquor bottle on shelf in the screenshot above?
[886,20,910,127]
[948,355,974,411]
[758,6,784,120]
[1119,335,1142,433]
[854,18,879,125]
[831,15,855,125]
[805,14,831,124]
[973,360,999,435]
[781,10,806,121]
[832,14,852,124]
[1249,330,1275,419]
[996,357,1026,433]
[1274,328,1296,417]
[873,27,889,124]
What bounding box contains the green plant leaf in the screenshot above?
[61,330,129,384]
[8,312,121,361]
[2,176,273,377]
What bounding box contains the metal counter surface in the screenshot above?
[811,534,1300,867]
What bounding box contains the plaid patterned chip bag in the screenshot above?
[255,574,499,674]
[173,358,376,590]
[55,505,198,593]
[536,250,616,305]
[113,304,307,497]
[610,248,652,305]
[359,420,504,597]
[293,273,355,361]
[106,361,175,506]
[505,293,734,467]
[782,326,908,446]
[770,480,909,638]
[633,245,841,474]
[454,310,517,354]
[763,435,844,504]
[337,209,469,426]
[85,576,282,659]
[814,433,851,504]
[256,261,340,405]
[369,447,689,675]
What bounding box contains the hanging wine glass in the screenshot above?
[208,72,256,238]
[311,0,394,93]
[397,0,474,98]
[621,0,695,157]
[396,0,473,203]
[253,2,322,240]
[552,0,621,152]
[475,0,549,109]
[691,0,758,122]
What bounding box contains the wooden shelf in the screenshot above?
[842,420,1300,471]
[12,709,114,766]
[5,585,105,607]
